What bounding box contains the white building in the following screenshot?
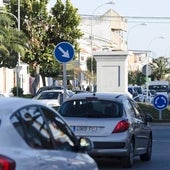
[76,9,127,89]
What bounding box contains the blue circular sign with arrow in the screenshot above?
[54,41,74,63]
[153,94,168,110]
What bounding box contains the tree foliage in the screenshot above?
[150,56,170,80]
[6,0,83,83]
[86,57,96,74]
[50,0,83,51]
[0,14,27,68]
[128,70,146,86]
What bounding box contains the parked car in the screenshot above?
[34,89,74,109]
[58,92,153,168]
[143,89,157,103]
[128,86,139,101]
[133,86,145,102]
[35,86,64,97]
[0,92,5,97]
[0,97,98,170]
[72,89,91,94]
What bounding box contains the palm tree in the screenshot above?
[150,56,170,80]
[0,14,28,68]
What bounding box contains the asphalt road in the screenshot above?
[95,123,170,170]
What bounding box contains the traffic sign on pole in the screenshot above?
[54,42,74,102]
[153,94,168,110]
[153,94,168,120]
[54,41,74,63]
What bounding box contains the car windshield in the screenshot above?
[37,91,62,100]
[134,87,143,94]
[58,100,122,118]
[149,85,169,92]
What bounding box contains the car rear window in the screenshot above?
[37,91,62,100]
[59,100,122,118]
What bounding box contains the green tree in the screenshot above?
[128,70,145,86]
[7,0,60,94]
[86,57,96,74]
[150,56,170,80]
[7,0,83,93]
[50,0,83,51]
[0,14,27,68]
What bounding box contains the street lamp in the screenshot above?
[0,0,20,96]
[146,36,164,102]
[90,1,115,91]
[127,23,147,49]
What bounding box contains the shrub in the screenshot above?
[11,87,24,97]
[138,102,170,121]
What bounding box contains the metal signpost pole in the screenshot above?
[54,42,74,102]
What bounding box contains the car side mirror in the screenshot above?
[79,137,93,152]
[144,113,153,123]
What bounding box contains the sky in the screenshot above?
[49,0,170,58]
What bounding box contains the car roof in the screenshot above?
[39,89,64,93]
[38,86,63,90]
[67,92,130,102]
[35,86,64,96]
[0,97,48,116]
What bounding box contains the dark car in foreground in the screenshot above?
[0,97,98,170]
[58,92,153,168]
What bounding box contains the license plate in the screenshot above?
[71,126,98,133]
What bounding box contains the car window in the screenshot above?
[58,100,122,118]
[123,99,136,118]
[40,107,76,149]
[130,100,144,120]
[37,91,62,100]
[35,86,63,96]
[11,106,54,149]
[11,105,76,150]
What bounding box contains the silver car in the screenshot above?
[0,97,98,170]
[58,92,153,168]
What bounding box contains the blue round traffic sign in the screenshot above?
[153,94,168,110]
[54,42,74,63]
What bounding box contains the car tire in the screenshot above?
[140,137,152,161]
[121,141,134,168]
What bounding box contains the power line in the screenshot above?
[80,14,170,23]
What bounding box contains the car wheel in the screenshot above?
[121,141,134,168]
[140,137,152,161]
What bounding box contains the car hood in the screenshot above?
[0,147,98,170]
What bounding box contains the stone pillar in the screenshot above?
[93,51,129,94]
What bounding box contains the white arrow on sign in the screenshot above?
[58,46,70,58]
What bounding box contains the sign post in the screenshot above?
[153,94,168,120]
[54,42,74,102]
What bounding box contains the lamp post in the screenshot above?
[17,0,20,96]
[90,1,115,92]
[146,36,164,102]
[127,23,147,49]
[0,0,20,96]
